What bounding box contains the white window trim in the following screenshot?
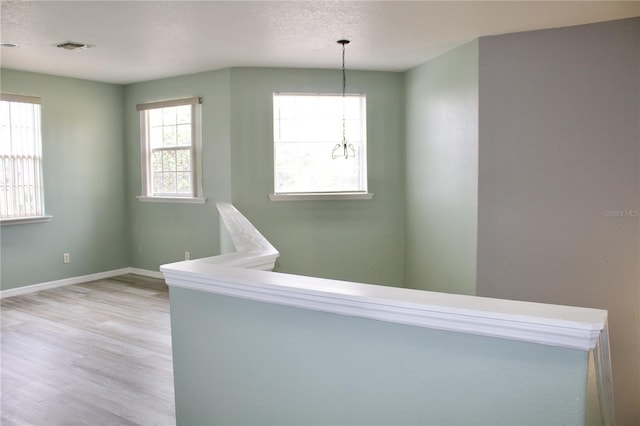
[0,93,48,222]
[269,192,374,201]
[272,93,369,199]
[137,96,205,203]
[136,195,206,204]
[1,93,42,104]
[1,215,52,226]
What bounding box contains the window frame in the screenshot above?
[136,97,205,204]
[270,92,373,201]
[0,93,51,224]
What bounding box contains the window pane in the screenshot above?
[176,105,191,124]
[163,172,176,193]
[177,124,191,146]
[152,151,163,172]
[153,172,163,193]
[273,93,366,194]
[316,96,341,119]
[150,127,163,149]
[163,126,177,147]
[177,172,191,193]
[162,150,176,171]
[345,118,363,142]
[149,109,162,128]
[162,107,176,125]
[275,142,363,193]
[176,149,191,171]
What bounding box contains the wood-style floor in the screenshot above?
[1,275,175,426]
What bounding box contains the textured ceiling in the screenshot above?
[1,1,638,84]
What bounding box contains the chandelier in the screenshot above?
[331,39,356,159]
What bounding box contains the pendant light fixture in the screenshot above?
[332,39,356,159]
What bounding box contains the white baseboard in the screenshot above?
[0,267,164,299]
[128,268,164,280]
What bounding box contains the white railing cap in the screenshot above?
[162,259,606,351]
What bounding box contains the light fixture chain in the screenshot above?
[342,42,346,97]
[342,41,347,147]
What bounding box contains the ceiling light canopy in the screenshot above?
[56,41,94,51]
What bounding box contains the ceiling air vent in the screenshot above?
[56,41,94,51]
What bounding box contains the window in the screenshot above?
[272,93,370,200]
[0,94,47,222]
[137,97,204,203]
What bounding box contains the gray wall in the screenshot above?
[0,70,129,290]
[404,41,478,295]
[170,286,589,425]
[476,18,640,425]
[229,68,406,286]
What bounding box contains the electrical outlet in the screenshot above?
[185,251,190,260]
[63,253,70,264]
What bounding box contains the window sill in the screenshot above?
[137,196,206,204]
[1,215,53,226]
[269,192,374,201]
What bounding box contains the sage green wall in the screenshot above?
[3,66,405,287]
[229,68,405,286]
[404,41,478,295]
[123,70,232,271]
[0,69,128,290]
[171,286,589,425]
[476,18,640,424]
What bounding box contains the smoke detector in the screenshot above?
[56,41,94,51]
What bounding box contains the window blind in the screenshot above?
[0,94,45,219]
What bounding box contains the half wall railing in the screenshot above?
[161,202,614,425]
